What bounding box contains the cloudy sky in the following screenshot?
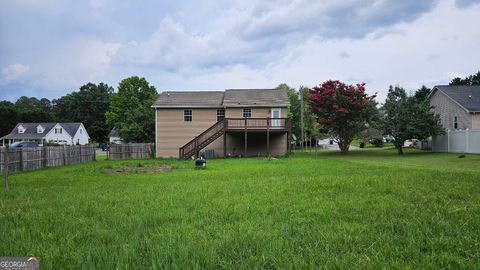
[1,0,479,103]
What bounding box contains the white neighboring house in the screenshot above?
[108,128,123,144]
[0,123,90,145]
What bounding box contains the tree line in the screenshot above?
[0,76,157,144]
[1,71,478,150]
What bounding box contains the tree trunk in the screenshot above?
[397,146,403,155]
[339,141,349,154]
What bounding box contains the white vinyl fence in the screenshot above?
[432,129,480,153]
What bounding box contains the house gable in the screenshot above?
[37,124,45,134]
[18,124,26,134]
[44,123,73,144]
[432,85,480,112]
[430,88,472,130]
[71,123,90,145]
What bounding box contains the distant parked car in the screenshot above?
[100,142,117,151]
[9,141,39,148]
[383,135,395,143]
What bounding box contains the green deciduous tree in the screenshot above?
[382,85,444,154]
[449,71,480,85]
[106,76,158,143]
[15,96,54,122]
[277,84,318,147]
[0,101,18,137]
[53,82,113,142]
[309,80,378,154]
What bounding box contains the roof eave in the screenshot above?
[431,86,470,113]
[224,104,290,107]
[152,105,224,108]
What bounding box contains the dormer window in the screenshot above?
[55,127,63,134]
[37,125,44,133]
[18,125,25,134]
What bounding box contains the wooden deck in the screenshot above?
[179,118,291,159]
[224,118,290,132]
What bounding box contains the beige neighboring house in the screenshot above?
[430,85,480,153]
[152,89,291,159]
[430,85,480,130]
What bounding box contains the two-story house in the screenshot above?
[430,85,480,130]
[430,85,480,153]
[152,89,291,159]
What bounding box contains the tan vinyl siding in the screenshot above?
[225,107,288,118]
[156,108,224,157]
[430,90,472,130]
[156,106,290,158]
[473,113,480,129]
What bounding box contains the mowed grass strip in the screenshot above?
[0,149,479,269]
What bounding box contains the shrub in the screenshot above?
[370,138,384,147]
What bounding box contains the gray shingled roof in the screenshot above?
[61,123,82,137]
[152,89,290,108]
[223,89,289,107]
[1,123,82,140]
[152,91,225,108]
[434,85,480,112]
[109,128,119,137]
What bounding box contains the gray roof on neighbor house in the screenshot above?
[61,123,82,137]
[152,91,225,108]
[434,85,480,112]
[223,89,290,107]
[0,123,82,140]
[152,89,290,108]
[109,128,119,137]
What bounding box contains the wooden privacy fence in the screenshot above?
[0,145,95,175]
[108,143,155,160]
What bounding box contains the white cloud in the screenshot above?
[89,0,109,16]
[447,72,466,79]
[137,0,480,104]
[1,64,30,82]
[37,38,121,92]
[1,0,480,102]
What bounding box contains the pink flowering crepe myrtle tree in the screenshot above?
[309,80,378,154]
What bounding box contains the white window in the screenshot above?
[216,109,225,122]
[18,125,25,134]
[79,128,82,134]
[37,125,44,133]
[55,128,63,134]
[243,108,251,118]
[454,116,458,129]
[184,109,192,122]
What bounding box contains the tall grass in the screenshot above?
[1,149,479,269]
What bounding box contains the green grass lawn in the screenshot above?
[1,149,479,269]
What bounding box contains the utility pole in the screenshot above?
[299,88,305,151]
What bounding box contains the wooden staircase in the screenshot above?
[179,119,226,160]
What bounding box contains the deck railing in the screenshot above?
[225,118,290,130]
[178,118,291,159]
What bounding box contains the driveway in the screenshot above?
[96,148,107,156]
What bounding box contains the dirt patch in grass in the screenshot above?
[104,164,171,174]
